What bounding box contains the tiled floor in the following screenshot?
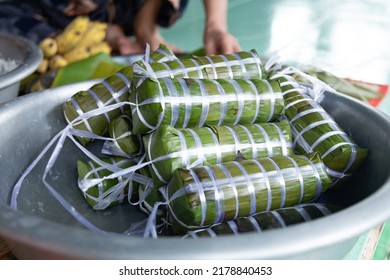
[162,0,390,86]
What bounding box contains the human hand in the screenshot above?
[204,28,241,55]
[132,0,183,53]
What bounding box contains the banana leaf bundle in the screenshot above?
[276,75,368,181]
[183,203,340,238]
[130,78,284,135]
[102,115,143,157]
[77,156,141,210]
[144,120,294,187]
[166,153,332,233]
[62,44,177,146]
[133,49,267,86]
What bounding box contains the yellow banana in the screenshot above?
[39,38,58,58]
[37,58,49,73]
[63,42,111,63]
[76,21,108,48]
[63,46,90,63]
[89,41,111,56]
[56,16,90,54]
[49,55,68,70]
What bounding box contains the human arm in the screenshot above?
[202,0,240,54]
[132,0,182,53]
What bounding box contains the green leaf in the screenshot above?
[51,52,126,87]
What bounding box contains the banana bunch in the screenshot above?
[37,16,111,73]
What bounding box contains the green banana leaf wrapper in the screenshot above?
[144,120,294,187]
[102,114,143,157]
[276,75,368,181]
[62,44,177,146]
[293,65,382,103]
[132,49,267,87]
[77,156,140,210]
[137,167,163,215]
[130,78,284,135]
[183,203,340,238]
[167,153,332,233]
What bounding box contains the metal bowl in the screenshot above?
[0,81,390,259]
[0,32,42,104]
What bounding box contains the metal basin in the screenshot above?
[0,81,390,259]
[0,32,42,104]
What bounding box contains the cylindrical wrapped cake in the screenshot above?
[274,74,368,181]
[166,153,332,233]
[62,44,177,145]
[144,120,294,187]
[130,78,284,134]
[183,203,340,238]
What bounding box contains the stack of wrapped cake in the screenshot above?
[62,45,367,237]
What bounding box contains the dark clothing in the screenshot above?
[0,0,188,43]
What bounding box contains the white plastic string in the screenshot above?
[305,159,323,201]
[87,88,111,123]
[175,59,190,78]
[264,54,283,73]
[253,123,273,157]
[270,122,291,156]
[263,79,277,122]
[153,46,177,62]
[272,66,335,103]
[295,206,312,222]
[206,227,218,238]
[188,169,208,228]
[217,164,240,220]
[114,71,132,88]
[247,216,262,232]
[228,79,245,125]
[220,55,234,79]
[102,80,125,114]
[162,77,180,127]
[314,203,332,216]
[187,128,206,164]
[285,156,305,204]
[210,79,228,126]
[266,158,287,208]
[160,61,176,78]
[203,166,225,225]
[230,53,248,79]
[247,80,261,124]
[176,130,190,168]
[292,119,335,147]
[250,159,272,211]
[231,161,257,216]
[227,220,239,235]
[224,126,242,156]
[244,124,264,158]
[194,79,210,127]
[203,56,219,79]
[270,210,287,227]
[188,58,205,79]
[79,157,135,210]
[67,98,94,133]
[248,51,263,79]
[177,78,192,128]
